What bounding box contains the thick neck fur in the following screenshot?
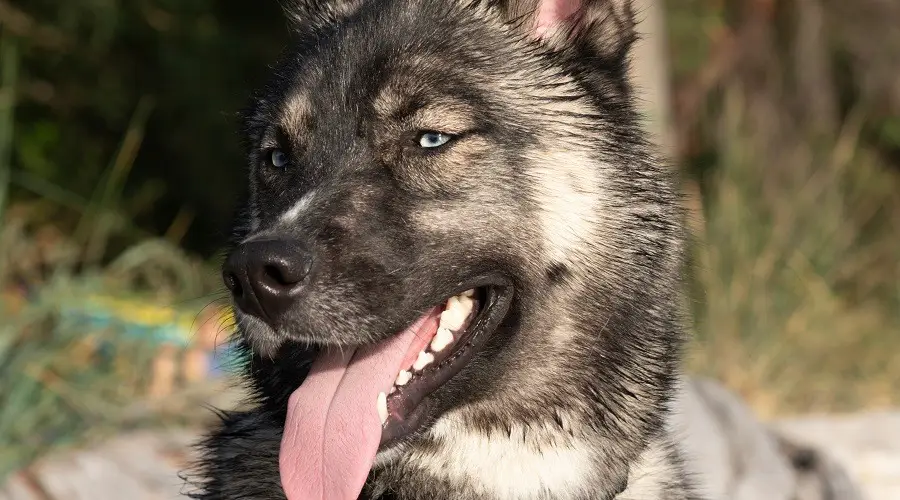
[367,421,692,500]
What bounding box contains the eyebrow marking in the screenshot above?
[281,190,316,222]
[373,71,477,134]
[410,103,476,134]
[280,92,313,139]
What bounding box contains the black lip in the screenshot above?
[379,276,514,446]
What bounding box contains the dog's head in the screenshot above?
[223,0,684,497]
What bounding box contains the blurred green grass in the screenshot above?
[666,0,900,417]
[0,34,234,479]
[686,89,900,417]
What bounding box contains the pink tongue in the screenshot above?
[280,309,440,500]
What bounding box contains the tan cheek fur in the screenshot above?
[527,147,604,266]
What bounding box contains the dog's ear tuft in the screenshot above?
[281,0,364,34]
[503,0,636,63]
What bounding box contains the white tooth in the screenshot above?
[395,370,412,386]
[430,327,454,352]
[377,392,388,425]
[448,295,474,314]
[441,295,474,331]
[461,289,475,298]
[412,351,434,371]
[444,296,459,313]
[439,309,465,330]
[456,294,474,313]
[389,386,396,394]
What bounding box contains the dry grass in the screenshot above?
[686,88,900,417]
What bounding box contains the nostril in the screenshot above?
[223,271,243,297]
[263,264,295,287]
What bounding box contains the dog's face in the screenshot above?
[229,0,634,346]
[223,0,683,497]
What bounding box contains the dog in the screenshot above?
[190,1,860,498]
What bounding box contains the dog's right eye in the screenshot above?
[267,149,288,168]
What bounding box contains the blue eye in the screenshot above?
[269,149,288,168]
[418,132,453,149]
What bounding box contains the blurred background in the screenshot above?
[0,0,897,498]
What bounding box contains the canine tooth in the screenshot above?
[412,351,434,371]
[430,327,454,352]
[377,392,388,425]
[395,370,412,386]
[461,289,475,298]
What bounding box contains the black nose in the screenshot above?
[222,239,312,325]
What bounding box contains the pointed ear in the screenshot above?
[503,0,637,62]
[281,0,364,34]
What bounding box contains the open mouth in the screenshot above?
[379,286,501,445]
[279,279,512,499]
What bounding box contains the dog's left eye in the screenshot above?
[418,132,453,149]
[268,149,288,168]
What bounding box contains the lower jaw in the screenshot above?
[380,398,431,446]
[380,281,514,446]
